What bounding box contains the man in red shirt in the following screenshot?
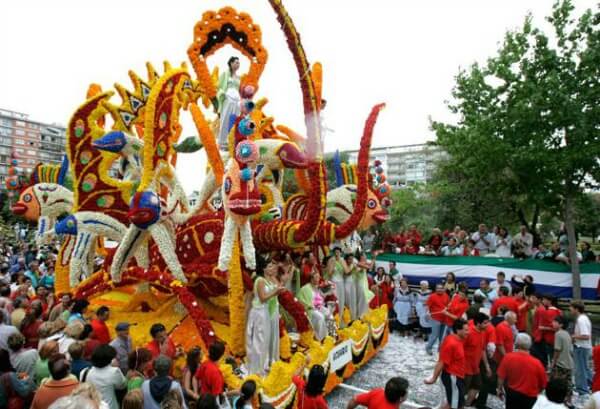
[494,311,516,365]
[145,323,178,360]
[490,287,518,317]
[474,321,498,409]
[497,333,547,409]
[443,283,469,330]
[347,376,409,409]
[89,306,111,344]
[534,295,561,368]
[425,318,469,409]
[425,283,450,355]
[464,313,492,407]
[196,341,225,396]
[514,288,529,332]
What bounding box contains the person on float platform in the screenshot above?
[245,260,284,376]
[325,248,349,328]
[297,270,330,342]
[424,318,469,409]
[343,254,359,322]
[355,253,376,320]
[216,56,241,150]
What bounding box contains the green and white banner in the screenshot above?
[373,254,599,299]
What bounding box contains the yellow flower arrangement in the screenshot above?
[280,331,292,360]
[219,361,243,391]
[227,238,246,357]
[261,352,304,397]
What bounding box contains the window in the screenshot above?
[0,119,12,127]
[27,159,36,165]
[27,132,37,137]
[15,129,25,136]
[15,148,24,154]
[0,137,10,145]
[27,150,36,156]
[15,120,25,127]
[15,139,24,145]
[0,148,9,155]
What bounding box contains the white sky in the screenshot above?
[0,0,595,194]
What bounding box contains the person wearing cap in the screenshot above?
[110,322,133,374]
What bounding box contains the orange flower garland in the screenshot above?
[188,6,268,95]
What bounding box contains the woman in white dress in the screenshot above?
[355,253,376,320]
[217,56,241,150]
[326,248,350,328]
[414,280,432,340]
[393,278,414,336]
[297,270,331,341]
[343,254,359,322]
[245,260,285,375]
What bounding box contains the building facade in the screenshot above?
[346,143,446,187]
[0,108,66,186]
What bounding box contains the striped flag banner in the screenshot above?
[373,253,599,300]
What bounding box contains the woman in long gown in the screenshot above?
[393,278,414,336]
[414,280,432,341]
[326,248,349,328]
[355,253,376,320]
[246,260,285,375]
[343,254,359,322]
[217,56,241,150]
[297,271,331,341]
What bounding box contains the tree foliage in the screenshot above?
[431,0,600,297]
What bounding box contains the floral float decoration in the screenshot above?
[11,2,392,408]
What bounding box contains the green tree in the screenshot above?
[386,184,440,234]
[432,0,600,298]
[575,193,600,242]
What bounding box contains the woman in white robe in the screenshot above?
[414,280,432,340]
[245,260,284,375]
[326,248,349,328]
[355,253,376,319]
[217,56,241,150]
[343,254,359,322]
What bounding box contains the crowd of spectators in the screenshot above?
[359,223,599,264]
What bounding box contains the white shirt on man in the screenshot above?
[82,365,127,409]
[514,232,533,256]
[471,231,494,253]
[574,314,592,349]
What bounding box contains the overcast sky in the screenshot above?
[1,0,595,193]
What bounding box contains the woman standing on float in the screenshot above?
[217,56,241,150]
[355,252,377,320]
[326,248,349,328]
[246,260,285,375]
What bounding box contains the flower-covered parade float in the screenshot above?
[10,1,392,407]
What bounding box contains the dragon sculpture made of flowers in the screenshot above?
[11,2,392,406]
